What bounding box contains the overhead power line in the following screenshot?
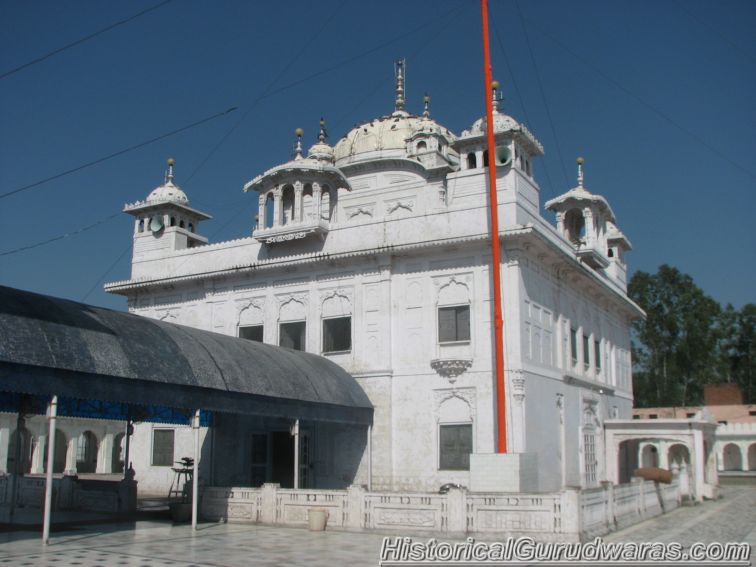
[489,8,556,200]
[0,0,174,80]
[524,18,756,184]
[513,0,570,189]
[0,106,238,201]
[0,213,120,257]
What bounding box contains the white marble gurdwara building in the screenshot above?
[105,65,642,493]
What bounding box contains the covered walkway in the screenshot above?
[0,285,372,541]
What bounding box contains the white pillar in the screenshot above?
[367,424,372,492]
[292,419,300,490]
[0,425,9,473]
[65,436,78,474]
[313,183,322,222]
[98,433,114,474]
[31,433,46,474]
[192,410,200,531]
[258,194,266,230]
[272,187,282,227]
[294,182,303,223]
[42,396,58,544]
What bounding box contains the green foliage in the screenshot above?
[629,265,754,407]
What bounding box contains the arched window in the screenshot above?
[138,220,144,233]
[281,185,295,225]
[7,428,33,474]
[179,220,185,229]
[467,153,477,169]
[641,444,659,468]
[43,429,68,474]
[76,431,99,473]
[483,150,489,167]
[188,223,194,233]
[668,444,690,466]
[170,217,176,227]
[564,209,586,245]
[723,443,742,471]
[416,140,427,152]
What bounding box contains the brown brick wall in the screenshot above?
[704,383,743,406]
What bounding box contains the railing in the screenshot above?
[199,479,680,541]
[364,492,447,532]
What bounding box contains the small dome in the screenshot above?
[146,160,188,204]
[308,140,335,162]
[146,179,188,204]
[334,112,454,164]
[462,111,521,138]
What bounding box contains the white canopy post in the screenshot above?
[367,424,372,492]
[291,419,300,489]
[191,409,200,531]
[42,395,58,544]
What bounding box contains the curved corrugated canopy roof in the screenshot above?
[0,286,372,425]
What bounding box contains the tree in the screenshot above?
[719,303,755,403]
[629,265,722,407]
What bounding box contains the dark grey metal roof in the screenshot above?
[0,286,372,425]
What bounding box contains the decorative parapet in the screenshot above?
[430,359,472,383]
[253,220,329,244]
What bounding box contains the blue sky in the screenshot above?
[1,0,754,311]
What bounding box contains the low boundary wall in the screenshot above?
[201,478,681,541]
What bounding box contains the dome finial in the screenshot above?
[491,80,501,113]
[576,156,585,188]
[294,128,304,160]
[166,158,175,183]
[422,93,430,118]
[318,117,327,143]
[394,59,406,113]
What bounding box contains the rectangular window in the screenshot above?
[239,325,264,342]
[280,321,306,351]
[583,430,597,486]
[595,339,601,372]
[438,305,470,343]
[322,316,351,353]
[439,424,472,470]
[152,429,175,467]
[570,327,578,366]
[583,334,590,371]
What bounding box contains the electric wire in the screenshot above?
[0,106,238,201]
[0,213,120,257]
[183,0,349,187]
[523,17,756,183]
[674,0,756,67]
[514,0,570,189]
[0,0,174,80]
[489,6,556,200]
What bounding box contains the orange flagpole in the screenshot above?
[481,0,508,453]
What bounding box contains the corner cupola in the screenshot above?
[124,159,211,260]
[405,94,458,171]
[545,157,624,273]
[455,81,543,176]
[244,125,351,245]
